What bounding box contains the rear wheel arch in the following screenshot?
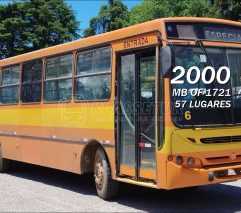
[80,140,112,175]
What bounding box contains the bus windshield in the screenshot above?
[171,46,241,126]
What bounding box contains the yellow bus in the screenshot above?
[0,17,241,200]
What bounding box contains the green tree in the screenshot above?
[0,2,26,57]
[0,0,79,58]
[129,0,218,25]
[211,0,241,21]
[83,0,129,37]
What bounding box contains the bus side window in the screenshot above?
[1,65,20,104]
[44,54,73,102]
[21,60,42,103]
[74,46,111,101]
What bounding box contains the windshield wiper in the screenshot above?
[195,39,214,67]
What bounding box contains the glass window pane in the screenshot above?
[2,66,20,85]
[139,52,156,170]
[11,66,20,84]
[77,51,93,75]
[77,47,111,76]
[93,47,111,73]
[140,55,156,140]
[226,49,241,123]
[22,60,42,83]
[45,78,72,102]
[120,54,135,167]
[74,74,110,100]
[46,59,57,79]
[1,86,19,104]
[59,55,73,78]
[46,54,72,79]
[21,60,42,103]
[2,69,11,85]
[22,83,41,103]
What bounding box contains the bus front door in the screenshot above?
[117,49,157,181]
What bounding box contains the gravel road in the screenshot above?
[0,162,241,212]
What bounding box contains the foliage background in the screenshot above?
[0,0,79,58]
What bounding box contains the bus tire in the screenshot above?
[0,146,10,173]
[94,147,118,200]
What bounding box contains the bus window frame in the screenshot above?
[157,45,165,150]
[0,64,20,106]
[43,53,73,104]
[20,59,43,105]
[74,45,112,103]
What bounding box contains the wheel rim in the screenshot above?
[94,160,104,189]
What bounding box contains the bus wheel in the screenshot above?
[0,146,10,173]
[94,147,118,200]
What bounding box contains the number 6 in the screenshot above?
[185,111,191,120]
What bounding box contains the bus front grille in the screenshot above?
[200,135,241,144]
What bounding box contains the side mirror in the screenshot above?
[161,46,173,76]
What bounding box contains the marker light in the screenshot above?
[176,156,184,165]
[208,172,214,182]
[187,157,195,166]
[168,155,173,161]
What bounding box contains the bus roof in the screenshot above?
[1,17,241,67]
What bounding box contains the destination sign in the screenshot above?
[166,22,241,43]
[204,27,241,43]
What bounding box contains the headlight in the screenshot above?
[176,156,184,165]
[187,157,195,166]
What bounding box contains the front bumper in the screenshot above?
[166,161,241,189]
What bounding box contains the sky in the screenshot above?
[0,0,143,34]
[65,1,142,30]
